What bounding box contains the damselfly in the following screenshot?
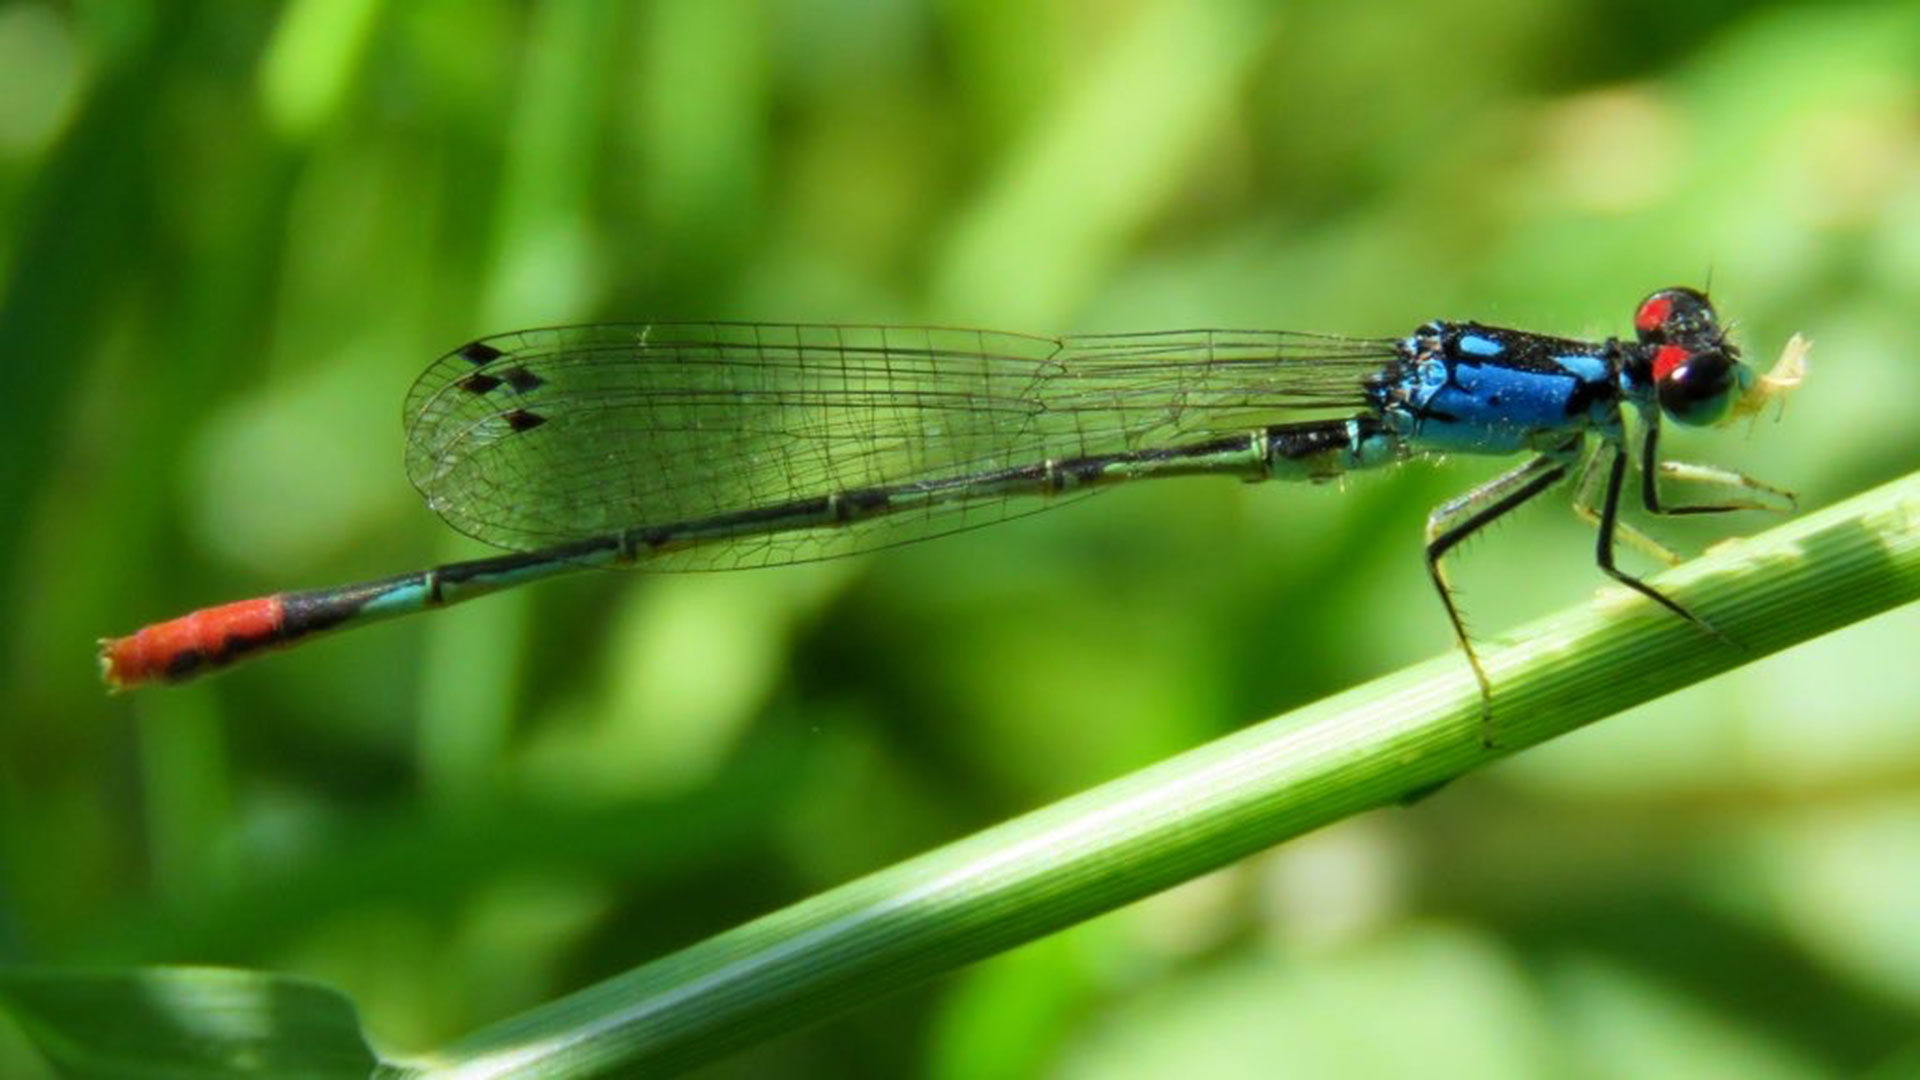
[102,288,1804,737]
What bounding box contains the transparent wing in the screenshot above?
[402,322,1396,569]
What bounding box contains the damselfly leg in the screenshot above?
[1424,440,1581,746]
[1640,423,1797,516]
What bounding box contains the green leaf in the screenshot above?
[0,967,378,1080]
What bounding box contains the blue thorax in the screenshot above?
[1368,321,1628,455]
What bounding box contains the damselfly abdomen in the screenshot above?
[102,288,1804,739]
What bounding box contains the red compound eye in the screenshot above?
[1633,286,1719,347]
[1652,343,1691,383]
[1655,344,1741,427]
[1635,295,1674,336]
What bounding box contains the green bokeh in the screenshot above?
[3,0,1918,1075]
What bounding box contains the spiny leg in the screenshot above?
[1656,459,1797,510]
[1572,442,1681,566]
[1425,443,1579,747]
[1640,422,1795,516]
[1594,441,1731,645]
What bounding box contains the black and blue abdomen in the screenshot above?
[1369,322,1622,455]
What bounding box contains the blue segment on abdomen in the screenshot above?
[359,579,432,617]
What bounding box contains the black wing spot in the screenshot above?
[458,372,503,395]
[504,408,547,433]
[460,341,506,365]
[502,365,545,393]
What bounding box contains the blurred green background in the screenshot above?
[4,1,1919,1076]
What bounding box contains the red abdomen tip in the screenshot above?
[99,596,288,690]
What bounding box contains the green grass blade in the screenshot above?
[406,471,1920,1078]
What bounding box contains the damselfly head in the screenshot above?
[1635,286,1744,427]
